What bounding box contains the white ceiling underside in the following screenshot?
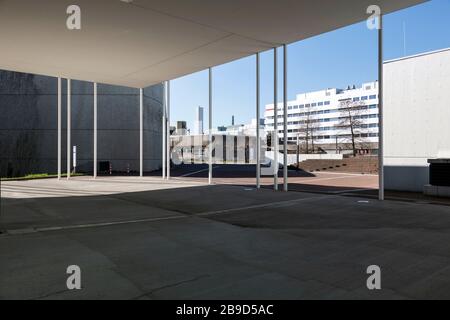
[0,0,425,88]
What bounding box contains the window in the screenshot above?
[324,101,330,105]
[312,103,317,107]
[369,95,377,100]
[361,96,368,101]
[353,97,360,102]
[318,102,324,106]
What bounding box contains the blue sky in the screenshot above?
[170,0,450,131]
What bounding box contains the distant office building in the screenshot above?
[171,118,265,165]
[212,118,265,137]
[384,48,450,192]
[176,121,187,135]
[194,106,204,135]
[264,82,379,154]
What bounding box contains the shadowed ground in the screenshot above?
[1,175,450,299]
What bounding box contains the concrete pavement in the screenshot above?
[1,177,450,299]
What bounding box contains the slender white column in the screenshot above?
[67,79,71,179]
[273,48,279,190]
[256,53,261,189]
[93,82,97,178]
[208,67,213,185]
[57,77,61,180]
[139,88,143,177]
[283,44,288,192]
[378,14,384,201]
[166,81,171,180]
[162,82,166,179]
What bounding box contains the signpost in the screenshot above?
[73,145,77,174]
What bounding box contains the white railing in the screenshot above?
[265,151,343,166]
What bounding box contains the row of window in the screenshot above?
[353,95,377,102]
[284,133,379,141]
[277,124,379,134]
[267,113,379,126]
[277,95,378,111]
[282,123,380,133]
[282,101,331,111]
[268,105,378,120]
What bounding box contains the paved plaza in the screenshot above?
[1,175,450,299]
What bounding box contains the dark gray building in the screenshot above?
[0,70,163,177]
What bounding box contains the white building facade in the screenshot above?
[211,118,265,137]
[384,48,450,192]
[264,82,380,153]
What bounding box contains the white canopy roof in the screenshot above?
[0,0,425,88]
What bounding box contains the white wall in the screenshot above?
[384,48,450,191]
[265,151,343,166]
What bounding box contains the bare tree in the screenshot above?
[298,105,319,154]
[335,99,367,157]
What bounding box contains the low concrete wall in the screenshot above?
[384,165,429,192]
[424,184,450,198]
[265,151,343,166]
